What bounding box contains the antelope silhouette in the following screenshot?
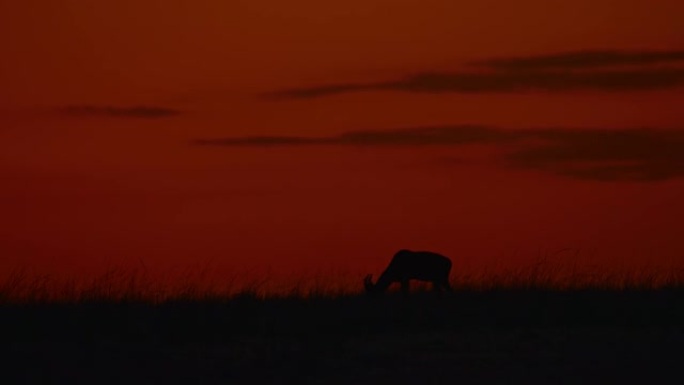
[364,249,452,294]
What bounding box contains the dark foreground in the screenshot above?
[3,289,684,384]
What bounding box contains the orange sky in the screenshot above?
[2,1,684,288]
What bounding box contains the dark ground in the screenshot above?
[2,289,683,384]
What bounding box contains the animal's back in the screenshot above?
[388,250,452,281]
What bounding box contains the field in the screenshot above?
[2,269,684,384]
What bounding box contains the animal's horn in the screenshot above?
[363,274,374,292]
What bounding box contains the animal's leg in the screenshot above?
[432,282,443,292]
[442,279,452,292]
[400,279,410,295]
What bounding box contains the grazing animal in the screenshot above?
[364,249,452,294]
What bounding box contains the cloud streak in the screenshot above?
[193,125,516,147]
[471,49,684,71]
[194,126,684,182]
[61,105,182,119]
[267,68,684,99]
[508,129,684,181]
[265,49,684,99]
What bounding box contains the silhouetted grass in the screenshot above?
[2,265,684,384]
[3,257,682,302]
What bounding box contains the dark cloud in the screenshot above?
[265,49,684,99]
[471,49,684,71]
[61,105,182,118]
[389,68,684,93]
[194,136,332,146]
[267,68,684,99]
[194,126,684,182]
[264,83,378,100]
[193,125,517,147]
[508,128,684,181]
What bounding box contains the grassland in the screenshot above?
[2,267,683,384]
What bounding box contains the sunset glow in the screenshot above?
[2,1,684,290]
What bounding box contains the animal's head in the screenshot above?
[363,274,377,294]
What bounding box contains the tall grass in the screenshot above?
[2,258,683,304]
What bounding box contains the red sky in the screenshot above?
[2,1,684,289]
